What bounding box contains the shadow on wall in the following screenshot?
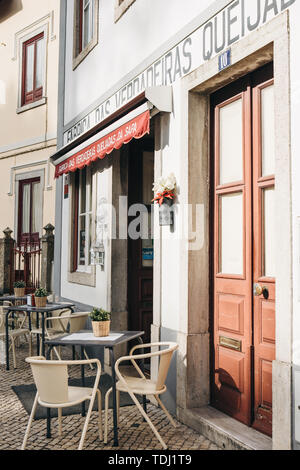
[0,0,23,23]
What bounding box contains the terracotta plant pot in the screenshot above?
[92,320,110,337]
[14,287,25,297]
[34,296,47,308]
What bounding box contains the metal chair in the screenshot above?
[0,306,30,369]
[104,342,178,449]
[21,356,103,450]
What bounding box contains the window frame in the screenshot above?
[72,167,93,273]
[114,0,136,22]
[21,32,44,107]
[17,25,48,114]
[18,177,41,245]
[73,0,99,70]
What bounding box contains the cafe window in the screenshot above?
[72,167,93,272]
[73,0,98,69]
[115,0,136,22]
[21,32,45,106]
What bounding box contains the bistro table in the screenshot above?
[45,330,145,447]
[4,302,75,370]
[0,295,27,304]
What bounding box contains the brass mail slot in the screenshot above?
[219,336,242,352]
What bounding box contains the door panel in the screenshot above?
[211,64,275,435]
[128,142,154,347]
[252,79,275,436]
[212,84,253,426]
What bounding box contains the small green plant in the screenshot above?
[14,280,25,288]
[90,308,111,322]
[34,287,48,297]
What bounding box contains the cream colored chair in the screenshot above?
[0,306,30,369]
[104,342,178,449]
[21,356,103,450]
[29,308,70,359]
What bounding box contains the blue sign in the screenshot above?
[218,49,231,72]
[142,248,153,260]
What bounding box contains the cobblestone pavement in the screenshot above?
[0,341,220,451]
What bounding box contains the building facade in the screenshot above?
[51,0,300,450]
[0,0,59,291]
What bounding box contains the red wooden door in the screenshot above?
[211,64,275,435]
[128,140,154,345]
[252,78,275,436]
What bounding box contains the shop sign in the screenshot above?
[56,110,150,178]
[64,0,296,146]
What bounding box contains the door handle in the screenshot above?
[253,283,269,299]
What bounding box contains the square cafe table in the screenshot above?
[4,302,75,370]
[45,330,145,447]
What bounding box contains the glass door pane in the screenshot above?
[25,43,34,93]
[219,192,244,275]
[22,184,30,233]
[262,187,275,277]
[261,85,275,177]
[31,182,40,234]
[219,98,243,185]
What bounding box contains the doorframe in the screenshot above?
[178,12,292,450]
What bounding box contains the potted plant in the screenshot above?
[90,308,111,337]
[152,172,176,225]
[14,280,25,297]
[34,287,48,308]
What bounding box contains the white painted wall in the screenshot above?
[290,0,300,366]
[64,0,213,125]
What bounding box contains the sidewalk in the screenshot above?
[0,342,220,451]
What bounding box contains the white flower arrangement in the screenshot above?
[152,173,177,206]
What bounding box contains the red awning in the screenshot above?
[55,110,150,178]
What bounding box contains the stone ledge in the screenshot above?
[178,405,272,450]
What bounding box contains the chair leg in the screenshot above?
[84,348,94,370]
[155,394,177,427]
[58,408,62,436]
[96,389,103,441]
[117,390,120,426]
[104,387,112,444]
[128,391,168,450]
[53,347,62,360]
[21,392,39,450]
[78,395,97,450]
[11,337,17,369]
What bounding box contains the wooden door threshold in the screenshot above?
[178,405,272,450]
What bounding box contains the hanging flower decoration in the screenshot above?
[152,173,177,206]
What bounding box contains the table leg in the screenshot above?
[46,346,53,438]
[36,313,40,355]
[41,312,45,357]
[81,346,85,417]
[72,345,76,360]
[109,347,119,447]
[137,336,147,415]
[5,310,11,371]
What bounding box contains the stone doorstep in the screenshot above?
[178,405,272,451]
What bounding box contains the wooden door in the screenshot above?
[128,140,154,345]
[252,78,275,436]
[211,78,253,426]
[211,64,275,435]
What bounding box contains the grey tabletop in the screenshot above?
[4,302,75,312]
[0,295,27,302]
[45,330,144,347]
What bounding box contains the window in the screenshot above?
[18,178,41,244]
[22,33,44,106]
[72,167,93,272]
[73,0,98,69]
[114,0,136,22]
